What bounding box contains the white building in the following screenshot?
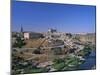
[23,32,30,40]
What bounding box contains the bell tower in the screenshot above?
[21,25,23,33]
[20,25,24,39]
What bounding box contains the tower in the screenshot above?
[20,25,24,39]
[21,25,23,33]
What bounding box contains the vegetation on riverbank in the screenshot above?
[77,44,95,57]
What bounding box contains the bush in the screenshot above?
[53,58,64,64]
[13,36,26,48]
[52,58,66,71]
[53,62,65,71]
[78,45,92,57]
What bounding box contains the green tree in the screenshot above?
[13,36,25,48]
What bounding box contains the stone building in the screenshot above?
[23,32,44,40]
[45,28,61,39]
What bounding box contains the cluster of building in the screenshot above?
[12,26,68,40]
[12,26,44,40]
[12,26,95,48]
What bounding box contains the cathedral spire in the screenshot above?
[20,25,24,38]
[21,25,23,33]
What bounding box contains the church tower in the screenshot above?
[21,25,23,33]
[20,25,24,39]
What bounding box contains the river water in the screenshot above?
[79,50,96,70]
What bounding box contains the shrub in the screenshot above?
[53,62,65,71]
[53,58,64,64]
[13,36,26,48]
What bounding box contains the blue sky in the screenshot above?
[12,1,96,33]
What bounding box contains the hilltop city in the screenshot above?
[12,26,96,74]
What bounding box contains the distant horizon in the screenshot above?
[12,1,96,33]
[12,29,96,34]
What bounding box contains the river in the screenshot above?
[79,50,96,70]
